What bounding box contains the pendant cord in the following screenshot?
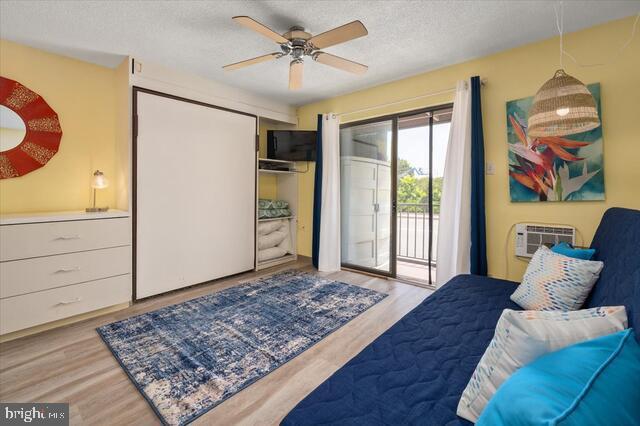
[556,1,564,69]
[555,1,640,69]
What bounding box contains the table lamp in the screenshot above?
[86,170,109,212]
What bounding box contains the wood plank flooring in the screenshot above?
[0,259,432,425]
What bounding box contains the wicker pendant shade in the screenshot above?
[527,69,600,137]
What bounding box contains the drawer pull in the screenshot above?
[54,235,81,240]
[58,297,83,305]
[55,267,81,273]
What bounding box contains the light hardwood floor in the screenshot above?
[0,259,432,425]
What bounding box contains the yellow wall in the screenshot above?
[0,39,124,213]
[296,16,640,280]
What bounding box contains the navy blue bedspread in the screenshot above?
[283,208,640,426]
[282,274,520,426]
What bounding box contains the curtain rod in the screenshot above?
[337,78,487,118]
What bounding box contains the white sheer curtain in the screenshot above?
[318,113,341,271]
[436,80,472,287]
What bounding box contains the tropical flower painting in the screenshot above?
[507,83,604,202]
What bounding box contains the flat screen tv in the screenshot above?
[267,130,317,161]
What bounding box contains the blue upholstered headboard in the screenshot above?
[585,208,640,339]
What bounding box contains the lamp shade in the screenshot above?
[527,69,600,138]
[91,170,108,189]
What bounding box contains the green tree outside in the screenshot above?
[397,158,443,214]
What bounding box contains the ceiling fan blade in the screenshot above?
[313,52,368,75]
[289,60,303,90]
[222,53,281,71]
[307,20,368,49]
[232,16,289,44]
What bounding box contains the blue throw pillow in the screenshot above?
[477,329,640,426]
[551,242,596,260]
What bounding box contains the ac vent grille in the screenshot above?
[516,223,576,258]
[525,225,574,235]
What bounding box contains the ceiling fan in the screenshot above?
[223,16,369,90]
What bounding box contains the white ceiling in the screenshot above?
[1,1,637,106]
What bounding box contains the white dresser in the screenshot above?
[0,211,132,335]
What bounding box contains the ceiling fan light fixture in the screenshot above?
[224,17,369,90]
[527,69,600,138]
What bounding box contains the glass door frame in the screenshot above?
[339,103,453,281]
[340,115,398,278]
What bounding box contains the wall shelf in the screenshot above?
[258,157,295,164]
[258,216,295,222]
[258,169,297,175]
[256,155,298,271]
[256,253,297,271]
[258,157,297,174]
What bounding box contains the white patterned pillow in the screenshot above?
[510,245,604,311]
[456,306,627,423]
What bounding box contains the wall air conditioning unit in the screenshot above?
[515,224,575,258]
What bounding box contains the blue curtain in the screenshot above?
[470,76,487,275]
[312,114,323,268]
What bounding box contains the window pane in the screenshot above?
[340,120,393,273]
[396,113,430,282]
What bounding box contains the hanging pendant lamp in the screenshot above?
[527,2,601,137]
[527,69,600,137]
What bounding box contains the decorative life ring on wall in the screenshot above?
[0,76,62,179]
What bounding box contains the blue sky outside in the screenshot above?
[396,123,450,178]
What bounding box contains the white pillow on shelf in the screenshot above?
[456,306,627,423]
[257,220,284,236]
[510,245,604,311]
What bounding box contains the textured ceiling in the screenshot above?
[1,1,637,106]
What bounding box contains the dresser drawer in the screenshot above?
[0,218,130,261]
[1,246,131,299]
[0,275,131,335]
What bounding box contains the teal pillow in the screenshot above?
[477,329,640,426]
[551,242,596,260]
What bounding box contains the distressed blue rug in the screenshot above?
[97,270,387,425]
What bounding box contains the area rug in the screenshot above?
[97,270,387,425]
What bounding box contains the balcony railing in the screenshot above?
[397,202,439,265]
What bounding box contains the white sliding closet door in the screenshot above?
[135,90,256,299]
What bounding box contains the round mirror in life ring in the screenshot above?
[0,76,62,179]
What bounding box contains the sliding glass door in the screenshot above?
[396,107,452,285]
[340,105,452,285]
[340,119,396,276]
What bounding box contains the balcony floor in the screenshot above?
[397,260,434,285]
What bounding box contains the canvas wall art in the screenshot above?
[507,83,604,202]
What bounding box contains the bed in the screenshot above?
[282,208,640,425]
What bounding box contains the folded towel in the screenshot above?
[258,221,290,250]
[258,208,291,219]
[277,228,291,252]
[259,199,289,210]
[258,246,287,262]
[259,230,288,250]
